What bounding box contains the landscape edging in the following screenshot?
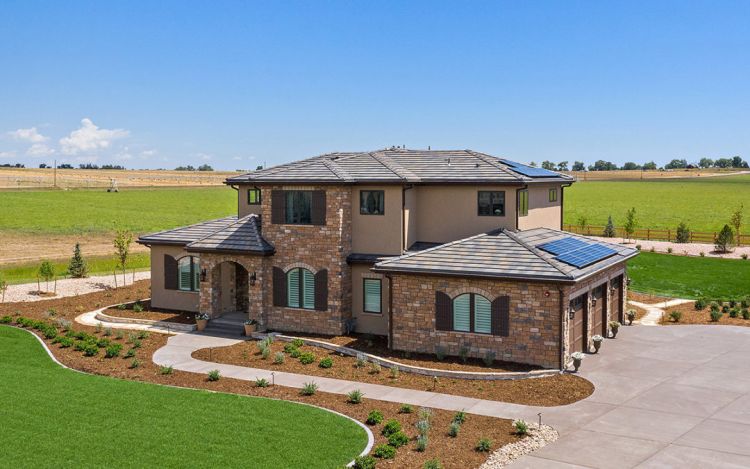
[94,310,196,332]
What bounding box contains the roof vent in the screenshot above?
[447,158,451,166]
[475,163,480,168]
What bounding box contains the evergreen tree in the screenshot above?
[68,243,88,278]
[715,224,734,253]
[603,216,616,237]
[675,222,690,243]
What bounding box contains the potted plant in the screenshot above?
[592,334,604,353]
[244,319,258,336]
[571,352,584,372]
[609,321,621,338]
[195,312,210,331]
[626,309,636,325]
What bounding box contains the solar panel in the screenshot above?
[538,237,590,255]
[499,159,561,178]
[555,244,617,268]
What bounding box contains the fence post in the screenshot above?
[647,229,650,240]
[668,229,671,242]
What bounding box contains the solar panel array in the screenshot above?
[538,236,618,268]
[498,159,561,178]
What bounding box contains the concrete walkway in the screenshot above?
[155,324,750,468]
[629,298,693,326]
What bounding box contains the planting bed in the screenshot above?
[103,300,195,324]
[659,300,750,327]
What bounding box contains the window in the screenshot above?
[248,188,261,205]
[549,188,557,202]
[177,256,200,292]
[287,268,315,309]
[285,191,312,224]
[363,278,382,313]
[478,191,505,216]
[452,293,492,334]
[518,190,529,217]
[360,190,385,215]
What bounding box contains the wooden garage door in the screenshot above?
[611,275,623,323]
[569,294,586,353]
[591,284,607,336]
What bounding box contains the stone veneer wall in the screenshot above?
[198,253,268,321]
[389,274,562,369]
[258,185,353,335]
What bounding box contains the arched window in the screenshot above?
[178,256,200,292]
[287,268,315,309]
[452,293,492,334]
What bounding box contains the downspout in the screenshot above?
[515,184,528,230]
[560,182,572,231]
[558,286,566,371]
[401,185,414,253]
[230,184,239,217]
[386,273,394,349]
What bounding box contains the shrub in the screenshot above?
[355,352,368,368]
[160,365,173,375]
[369,361,381,374]
[435,346,446,361]
[458,345,469,363]
[283,343,298,354]
[710,301,720,312]
[255,377,269,387]
[382,419,402,436]
[301,382,318,396]
[291,338,304,348]
[743,254,749,260]
[418,407,433,422]
[743,309,750,320]
[366,410,384,425]
[130,358,141,369]
[729,300,737,308]
[743,298,750,308]
[700,251,705,257]
[423,460,443,469]
[635,244,642,250]
[67,243,88,278]
[416,419,431,436]
[207,370,221,381]
[452,410,467,425]
[261,347,271,360]
[667,247,673,254]
[133,302,144,312]
[694,298,707,310]
[105,343,123,358]
[722,304,730,314]
[137,331,149,339]
[388,431,409,448]
[676,222,690,243]
[669,311,682,322]
[96,337,111,348]
[415,434,428,452]
[115,330,124,340]
[353,455,377,469]
[399,404,413,414]
[273,352,285,364]
[389,366,400,379]
[319,357,333,368]
[299,352,315,365]
[347,389,363,404]
[0,316,12,324]
[483,350,495,367]
[373,444,396,459]
[95,322,103,333]
[56,336,74,348]
[716,224,734,253]
[513,419,529,435]
[730,308,739,318]
[82,343,99,357]
[710,310,722,322]
[103,327,112,337]
[603,215,616,237]
[448,421,460,437]
[476,438,492,452]
[117,303,127,310]
[132,339,142,349]
[289,348,301,358]
[125,348,136,358]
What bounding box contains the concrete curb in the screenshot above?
[75,300,195,335]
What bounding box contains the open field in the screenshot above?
[0,325,366,468]
[0,252,150,285]
[563,168,748,181]
[564,174,750,234]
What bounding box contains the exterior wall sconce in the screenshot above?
[592,298,597,307]
[568,308,575,320]
[200,268,207,282]
[249,272,257,286]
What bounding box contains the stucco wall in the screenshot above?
[237,184,262,218]
[518,183,562,230]
[149,245,200,312]
[351,185,402,255]
[350,264,389,336]
[404,186,418,250]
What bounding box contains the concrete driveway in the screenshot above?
[511,324,750,468]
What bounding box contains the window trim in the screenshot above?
[284,190,313,225]
[452,293,492,335]
[287,267,315,310]
[477,190,506,217]
[548,188,557,202]
[518,189,529,217]
[177,256,200,292]
[362,278,382,314]
[248,187,261,205]
[359,190,385,216]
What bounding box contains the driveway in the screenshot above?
[511,324,750,468]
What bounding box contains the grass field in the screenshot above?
[0,326,366,468]
[628,251,750,300]
[565,174,750,233]
[0,253,151,285]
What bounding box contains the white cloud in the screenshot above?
[232,156,242,160]
[8,127,48,143]
[26,143,55,157]
[0,150,17,158]
[59,118,129,155]
[196,153,213,161]
[140,149,157,158]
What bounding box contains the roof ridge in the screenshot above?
[503,229,573,279]
[240,153,337,178]
[186,215,253,247]
[465,150,524,180]
[140,216,237,239]
[321,158,353,181]
[369,151,420,181]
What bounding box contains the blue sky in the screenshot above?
[1,1,748,170]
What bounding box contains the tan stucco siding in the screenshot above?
[404,186,418,251]
[351,186,402,255]
[350,264,389,335]
[237,184,262,218]
[518,183,562,230]
[149,245,200,312]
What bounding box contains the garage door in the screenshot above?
[569,294,586,353]
[611,275,623,323]
[591,284,607,336]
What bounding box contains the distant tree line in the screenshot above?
[0,163,25,168]
[174,164,214,171]
[537,155,748,172]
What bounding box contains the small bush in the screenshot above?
[722,304,730,314]
[347,389,363,404]
[95,322,103,333]
[291,338,304,348]
[415,434,428,452]
[423,460,443,469]
[382,419,402,436]
[676,222,690,243]
[458,345,469,363]
[669,311,682,322]
[299,352,315,365]
[416,419,430,436]
[476,438,492,452]
[710,310,722,322]
[255,377,269,388]
[710,301,720,312]
[301,382,318,396]
[137,331,149,339]
[132,339,142,349]
[117,303,127,310]
[418,407,433,422]
[373,444,396,459]
[319,357,333,368]
[96,337,111,348]
[742,298,750,308]
[730,308,739,318]
[130,358,141,369]
[399,404,413,414]
[105,343,123,358]
[115,330,124,340]
[743,254,748,260]
[160,365,174,375]
[369,361,381,374]
[435,346,446,361]
[353,455,377,469]
[273,352,285,364]
[124,348,136,358]
[366,410,384,425]
[261,347,271,360]
[694,298,707,310]
[133,302,144,312]
[452,410,467,425]
[667,247,673,254]
[729,300,737,308]
[289,348,302,358]
[513,419,529,435]
[82,343,99,357]
[207,370,221,381]
[448,422,460,437]
[355,352,368,368]
[56,336,74,348]
[0,316,12,324]
[388,431,409,448]
[103,327,112,337]
[283,343,298,354]
[53,318,70,331]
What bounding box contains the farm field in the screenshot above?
[564,174,750,234]
[0,326,367,468]
[0,253,150,285]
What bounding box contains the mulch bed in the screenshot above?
[659,300,750,327]
[192,340,594,407]
[103,300,196,324]
[1,281,529,468]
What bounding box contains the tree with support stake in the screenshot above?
[113,229,133,287]
[38,260,55,293]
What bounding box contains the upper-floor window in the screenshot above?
[478,191,505,216]
[287,267,315,309]
[360,190,385,215]
[453,293,492,334]
[178,256,200,292]
[285,191,312,224]
[548,188,557,202]
[363,278,382,313]
[271,189,326,225]
[248,188,261,205]
[518,190,529,217]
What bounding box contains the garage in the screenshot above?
[569,294,586,353]
[591,284,608,336]
[611,275,623,322]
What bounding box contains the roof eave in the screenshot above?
[184,246,275,256]
[371,266,575,284]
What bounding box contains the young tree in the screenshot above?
[675,222,690,243]
[67,243,88,278]
[113,229,133,286]
[576,214,589,232]
[715,224,734,253]
[38,260,55,292]
[623,207,637,242]
[730,204,744,246]
[0,276,7,303]
[603,216,616,238]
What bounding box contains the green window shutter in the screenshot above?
[453,294,471,332]
[287,269,300,308]
[364,279,381,313]
[302,269,315,309]
[474,295,492,334]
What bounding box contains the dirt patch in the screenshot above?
[0,232,148,264]
[103,300,195,324]
[192,340,593,407]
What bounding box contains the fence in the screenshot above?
[563,224,750,245]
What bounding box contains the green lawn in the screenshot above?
[0,253,151,285]
[0,187,235,235]
[0,325,366,468]
[565,175,750,233]
[628,251,750,300]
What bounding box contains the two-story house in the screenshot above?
[138,149,637,369]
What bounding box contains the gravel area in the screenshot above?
[585,235,750,259]
[478,423,558,468]
[2,271,151,303]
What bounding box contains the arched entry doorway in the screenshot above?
[209,261,249,316]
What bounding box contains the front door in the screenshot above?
[569,294,586,353]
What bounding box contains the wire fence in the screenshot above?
[563,224,749,245]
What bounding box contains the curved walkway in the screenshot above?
[629,298,693,326]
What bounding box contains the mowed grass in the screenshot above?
[0,253,150,285]
[0,326,366,468]
[0,187,235,235]
[628,251,750,299]
[564,174,750,233]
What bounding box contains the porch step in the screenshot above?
[200,320,245,339]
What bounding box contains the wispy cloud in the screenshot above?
[0,150,17,158]
[27,143,55,157]
[7,127,48,143]
[59,118,129,155]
